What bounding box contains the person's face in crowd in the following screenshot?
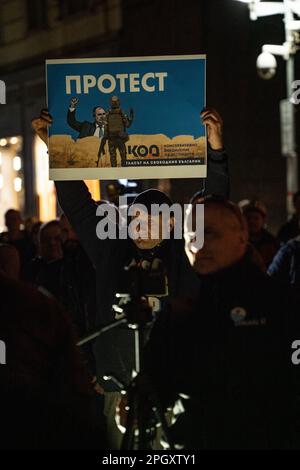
[244,210,265,236]
[5,210,22,233]
[40,224,63,262]
[94,107,106,125]
[185,203,248,275]
[0,245,20,280]
[132,210,174,250]
[294,195,300,217]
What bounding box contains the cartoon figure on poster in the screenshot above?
[97,95,134,167]
[67,95,134,167]
[67,97,107,139]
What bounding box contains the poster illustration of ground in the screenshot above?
[46,55,206,180]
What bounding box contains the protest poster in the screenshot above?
[46,54,206,180]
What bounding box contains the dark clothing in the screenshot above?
[0,230,33,278]
[203,146,230,197]
[26,246,97,374]
[36,252,95,336]
[249,228,279,268]
[54,148,230,389]
[145,256,300,449]
[67,109,104,139]
[25,255,46,284]
[0,274,106,449]
[55,148,229,325]
[268,235,300,287]
[278,215,300,244]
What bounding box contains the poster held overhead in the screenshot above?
[46,54,206,180]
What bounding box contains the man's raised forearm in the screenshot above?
[55,180,100,262]
[203,147,230,198]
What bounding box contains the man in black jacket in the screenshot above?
[32,107,229,330]
[32,107,229,448]
[146,197,300,449]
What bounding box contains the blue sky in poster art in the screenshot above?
[46,58,205,140]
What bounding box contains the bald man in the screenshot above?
[185,196,249,275]
[146,197,300,450]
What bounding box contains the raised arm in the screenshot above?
[201,108,230,198]
[67,97,84,133]
[55,180,101,263]
[32,110,102,263]
[122,108,134,128]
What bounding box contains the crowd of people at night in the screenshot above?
[1,107,300,450]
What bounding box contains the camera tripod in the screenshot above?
[77,296,175,450]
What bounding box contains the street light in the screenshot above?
[235,0,300,217]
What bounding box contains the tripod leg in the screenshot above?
[121,413,135,449]
[138,404,152,450]
[121,389,137,450]
[151,402,175,450]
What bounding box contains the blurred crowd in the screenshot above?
[1,107,300,450]
[2,188,300,288]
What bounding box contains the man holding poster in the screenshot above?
[32,99,228,448]
[33,54,228,448]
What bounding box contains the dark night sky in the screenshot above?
[121,0,300,231]
[202,0,300,231]
[2,0,299,231]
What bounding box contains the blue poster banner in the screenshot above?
[46,55,206,180]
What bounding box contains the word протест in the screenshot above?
[65,72,168,95]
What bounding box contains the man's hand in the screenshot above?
[201,107,223,151]
[70,97,79,109]
[31,109,53,146]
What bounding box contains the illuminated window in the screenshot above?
[14,177,22,192]
[85,180,101,201]
[13,156,22,171]
[0,137,23,233]
[34,136,56,222]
